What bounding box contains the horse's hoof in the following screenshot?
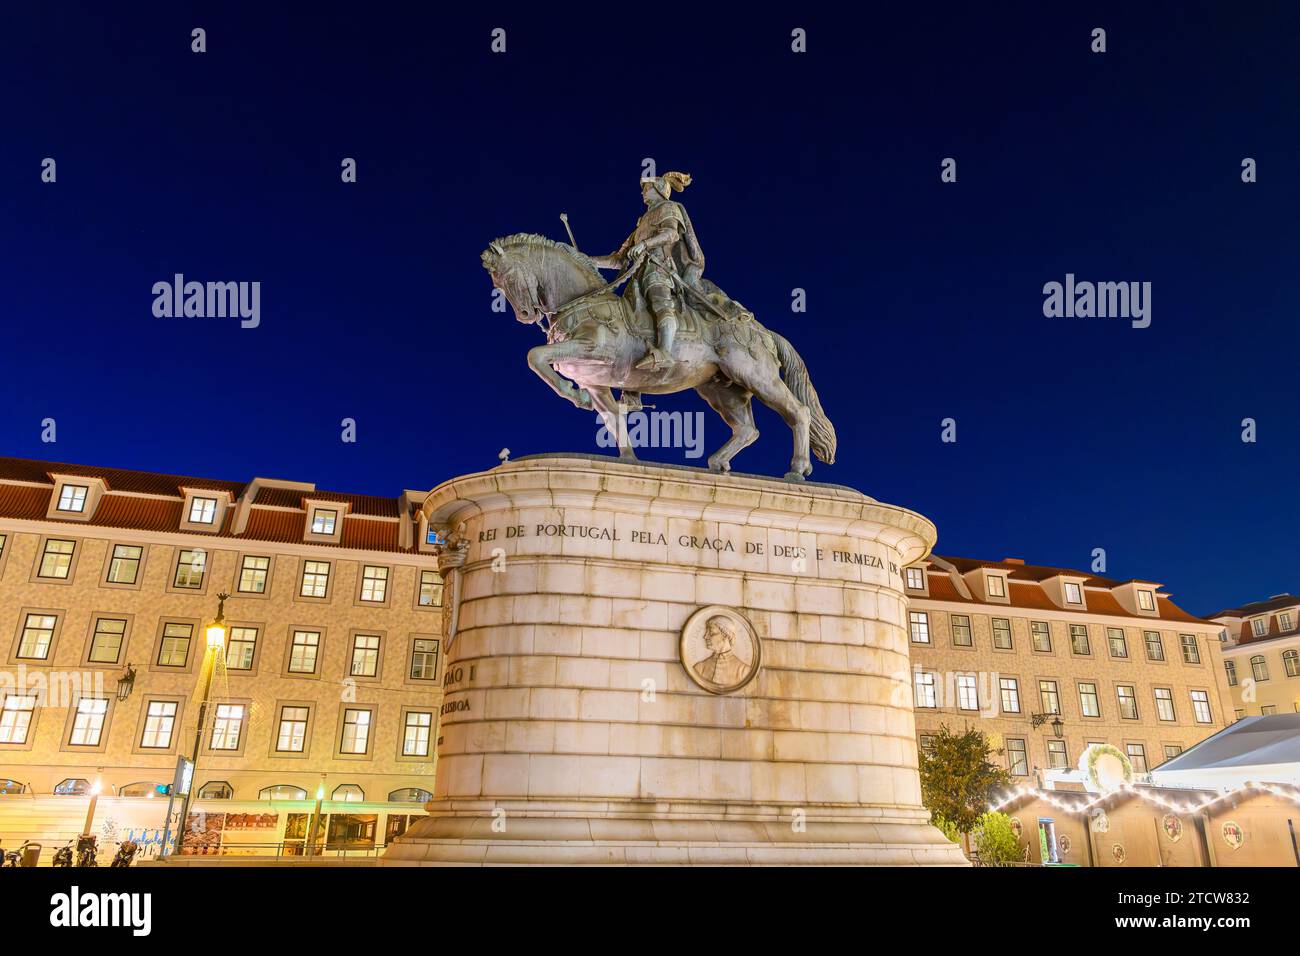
[708,460,730,473]
[783,471,806,482]
[618,450,638,462]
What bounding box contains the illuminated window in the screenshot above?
[950,614,972,647]
[999,677,1020,713]
[350,634,380,677]
[289,631,321,674]
[1280,612,1294,632]
[340,708,372,754]
[188,497,218,524]
[1106,627,1128,658]
[1005,738,1028,776]
[1251,618,1267,638]
[38,539,75,579]
[1117,685,1139,720]
[388,788,431,803]
[1126,743,1148,773]
[1030,621,1051,652]
[1250,655,1269,682]
[156,623,192,667]
[57,484,88,513]
[1069,624,1090,656]
[403,711,433,756]
[913,671,937,709]
[0,695,37,744]
[1046,739,1068,769]
[1038,680,1060,714]
[905,567,925,590]
[276,706,309,752]
[199,781,233,799]
[1137,589,1155,611]
[409,639,439,680]
[1064,582,1083,605]
[226,627,258,670]
[956,674,978,711]
[1154,688,1175,721]
[17,613,57,660]
[210,704,245,750]
[1144,631,1164,661]
[310,509,337,535]
[1077,682,1100,718]
[991,618,1012,649]
[69,698,108,746]
[1190,690,1212,724]
[106,544,142,584]
[986,575,1005,598]
[1284,649,1300,678]
[1179,634,1200,664]
[360,566,389,602]
[173,549,206,589]
[238,556,270,593]
[300,561,330,598]
[88,617,126,663]
[908,611,930,644]
[418,571,442,607]
[140,700,178,749]
[332,784,364,802]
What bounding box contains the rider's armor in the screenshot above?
[614,173,704,371]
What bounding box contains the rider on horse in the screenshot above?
[591,171,705,374]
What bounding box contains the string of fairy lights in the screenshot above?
[990,780,1300,816]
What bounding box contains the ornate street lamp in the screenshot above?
[171,592,229,857]
[1050,715,1065,739]
[116,663,136,701]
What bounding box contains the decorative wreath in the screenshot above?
[1085,743,1134,791]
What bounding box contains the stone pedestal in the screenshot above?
[385,455,966,865]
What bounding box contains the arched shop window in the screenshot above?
[259,784,307,801]
[198,781,234,799]
[332,784,364,802]
[119,781,163,797]
[0,779,26,795]
[387,788,432,803]
[54,778,90,796]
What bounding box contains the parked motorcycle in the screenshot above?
[2,841,42,867]
[75,834,98,867]
[52,840,73,868]
[110,840,138,868]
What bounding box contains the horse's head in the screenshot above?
[481,233,605,326]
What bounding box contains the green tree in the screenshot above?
[972,811,1021,865]
[918,725,1011,854]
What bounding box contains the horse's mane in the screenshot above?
[488,232,603,278]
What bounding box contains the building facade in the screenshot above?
[0,457,449,854]
[905,556,1232,783]
[1210,594,1300,719]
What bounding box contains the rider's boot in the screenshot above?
[635,313,678,371]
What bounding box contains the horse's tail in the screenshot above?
[771,332,837,465]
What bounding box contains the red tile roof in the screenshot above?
[923,555,1209,625]
[0,457,414,554]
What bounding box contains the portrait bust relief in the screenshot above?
[680,606,762,694]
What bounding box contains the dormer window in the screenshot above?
[1064,582,1084,605]
[905,567,925,590]
[311,509,337,535]
[1137,589,1155,611]
[1279,612,1294,631]
[57,484,89,513]
[986,575,1006,598]
[1251,618,1267,638]
[188,496,218,524]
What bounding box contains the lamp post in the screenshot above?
[173,592,228,857]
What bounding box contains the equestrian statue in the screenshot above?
[481,171,836,480]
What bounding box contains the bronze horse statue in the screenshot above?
[481,233,836,480]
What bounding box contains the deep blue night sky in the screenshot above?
[2,2,1297,616]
